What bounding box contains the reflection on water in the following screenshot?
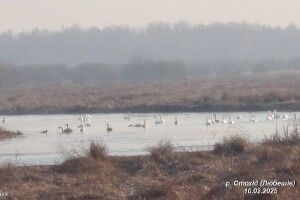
[0,112,298,165]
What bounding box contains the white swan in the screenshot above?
[250,113,258,123]
[205,116,213,126]
[78,117,84,133]
[79,114,92,127]
[123,113,131,120]
[273,110,280,119]
[84,114,92,127]
[142,120,148,128]
[221,116,227,124]
[155,116,164,124]
[266,111,273,120]
[228,116,235,124]
[129,120,148,128]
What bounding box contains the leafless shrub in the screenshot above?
[264,124,300,145]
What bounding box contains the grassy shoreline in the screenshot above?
[0,128,299,199]
[0,128,22,141]
[0,102,300,115]
[0,73,299,115]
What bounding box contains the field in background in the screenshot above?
[0,72,299,114]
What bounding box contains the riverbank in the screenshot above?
[0,73,299,115]
[0,128,21,140]
[0,129,299,199]
[1,102,300,115]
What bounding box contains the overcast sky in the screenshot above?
[1,0,299,33]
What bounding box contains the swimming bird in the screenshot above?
[142,120,148,128]
[266,111,273,120]
[213,114,220,123]
[58,124,73,134]
[84,115,92,127]
[205,116,213,126]
[79,127,84,133]
[78,123,84,133]
[78,124,84,128]
[221,116,227,124]
[250,113,258,123]
[155,116,164,124]
[65,124,72,132]
[123,113,131,120]
[129,120,148,128]
[41,129,47,134]
[106,123,113,133]
[273,110,280,119]
[228,116,235,124]
[283,113,289,120]
[129,123,142,128]
[174,117,179,125]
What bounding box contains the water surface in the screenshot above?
[0,112,297,165]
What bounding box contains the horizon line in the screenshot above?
[1,20,299,36]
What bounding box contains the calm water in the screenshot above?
[0,112,298,165]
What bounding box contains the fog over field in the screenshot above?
[0,22,300,85]
[1,22,300,65]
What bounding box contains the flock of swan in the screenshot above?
[45,114,177,134]
[57,114,92,134]
[205,110,297,126]
[61,111,296,134]
[0,110,297,135]
[205,110,293,126]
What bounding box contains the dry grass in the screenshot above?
[263,123,300,146]
[214,136,253,155]
[56,141,108,174]
[0,130,300,199]
[0,164,19,184]
[0,127,22,140]
[89,141,108,160]
[147,140,174,163]
[0,72,299,114]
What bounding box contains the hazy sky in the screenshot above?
[1,0,299,33]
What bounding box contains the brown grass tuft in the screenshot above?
[0,128,22,140]
[147,140,174,162]
[56,141,109,174]
[0,164,19,183]
[214,136,252,155]
[88,141,107,160]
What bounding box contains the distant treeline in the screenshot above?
[1,22,300,65]
[0,57,300,86]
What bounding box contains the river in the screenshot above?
[0,112,298,165]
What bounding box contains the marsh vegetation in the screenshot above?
[0,126,299,199]
[0,72,299,114]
